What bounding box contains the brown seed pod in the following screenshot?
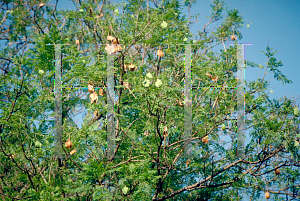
[211,76,218,82]
[186,159,191,168]
[231,34,237,41]
[112,37,119,44]
[97,13,104,18]
[157,49,164,57]
[99,88,104,96]
[107,35,115,42]
[65,139,73,149]
[116,45,123,52]
[265,191,270,199]
[128,63,136,71]
[9,154,15,159]
[163,126,168,137]
[70,149,77,155]
[202,136,209,144]
[123,64,128,72]
[94,110,99,117]
[123,82,131,90]
[8,42,13,46]
[39,2,45,8]
[90,92,98,104]
[75,39,80,45]
[144,130,150,136]
[88,84,94,93]
[275,168,280,175]
[206,72,213,78]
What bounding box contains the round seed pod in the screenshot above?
[221,124,226,131]
[107,35,115,42]
[90,92,98,104]
[129,63,136,71]
[112,37,119,44]
[75,39,80,45]
[265,191,270,199]
[157,50,164,57]
[231,34,237,41]
[123,64,128,72]
[99,88,104,96]
[65,139,73,149]
[123,82,132,90]
[88,84,94,93]
[116,45,123,52]
[275,168,280,175]
[202,136,209,144]
[144,130,150,136]
[70,149,77,155]
[39,2,45,8]
[163,126,168,137]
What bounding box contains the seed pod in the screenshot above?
[8,42,12,46]
[163,126,168,137]
[94,110,99,117]
[35,140,42,148]
[294,107,299,117]
[265,191,270,199]
[211,76,218,82]
[107,35,115,42]
[9,154,15,159]
[75,39,80,45]
[231,34,237,41]
[186,159,191,168]
[88,84,94,93]
[221,124,226,131]
[123,82,131,90]
[206,72,212,78]
[275,168,280,175]
[157,49,164,57]
[65,139,73,149]
[144,130,150,136]
[116,45,123,52]
[39,2,45,8]
[123,64,128,72]
[90,92,98,104]
[70,149,77,155]
[97,13,104,18]
[202,136,209,144]
[99,88,104,96]
[112,37,119,44]
[128,63,136,71]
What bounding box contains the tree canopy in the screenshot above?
[0,0,299,200]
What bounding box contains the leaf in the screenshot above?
[38,70,44,75]
[246,24,250,28]
[297,134,300,138]
[183,37,187,41]
[295,141,299,147]
[79,9,84,12]
[161,21,168,28]
[122,186,129,194]
[270,90,274,93]
[114,9,119,15]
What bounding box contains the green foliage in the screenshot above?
[0,0,299,201]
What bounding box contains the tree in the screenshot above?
[0,0,299,200]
